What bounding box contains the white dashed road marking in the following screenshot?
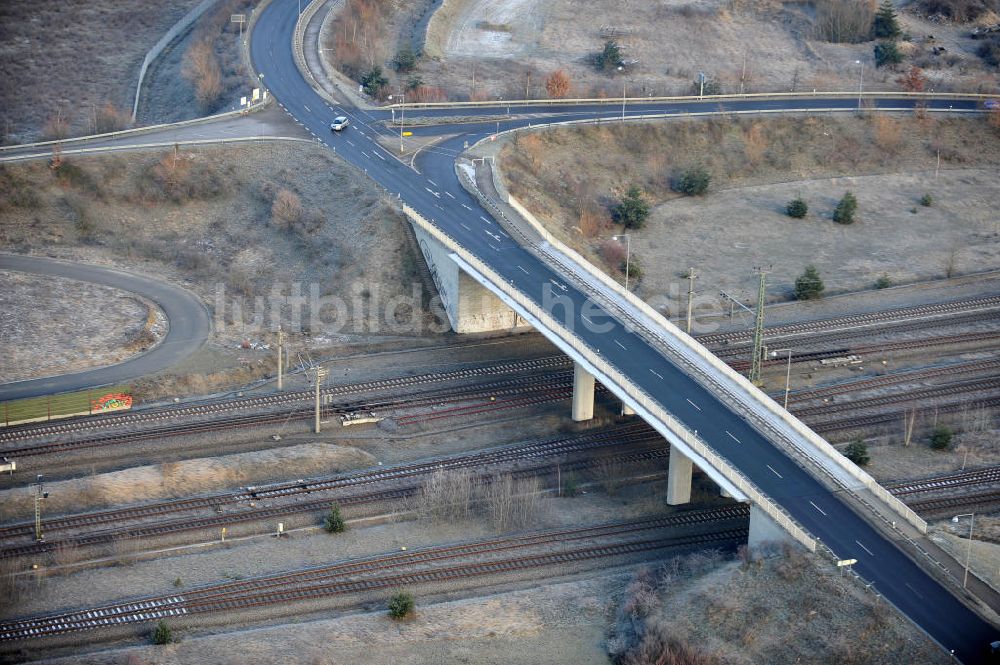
[725,431,740,444]
[649,369,663,379]
[766,464,783,479]
[809,501,827,516]
[686,398,701,411]
[614,340,626,350]
[855,540,875,556]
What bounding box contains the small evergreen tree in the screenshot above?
[929,425,953,450]
[595,41,622,72]
[795,265,825,300]
[833,191,858,224]
[786,198,808,218]
[873,0,901,40]
[361,66,388,97]
[394,46,417,72]
[388,591,415,619]
[874,41,903,68]
[324,505,346,533]
[875,273,893,289]
[612,185,650,229]
[152,621,172,645]
[920,193,933,207]
[673,167,711,196]
[843,440,870,466]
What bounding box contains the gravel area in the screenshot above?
[0,270,162,383]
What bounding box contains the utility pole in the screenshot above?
[685,267,697,334]
[276,327,284,391]
[749,266,771,386]
[313,366,328,433]
[33,474,48,542]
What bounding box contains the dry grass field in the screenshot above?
[328,0,1000,103]
[498,114,1000,301]
[0,0,202,143]
[0,142,435,398]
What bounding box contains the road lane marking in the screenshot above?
[517,265,529,274]
[725,431,741,444]
[304,105,311,113]
[855,540,874,556]
[581,314,595,325]
[614,340,626,350]
[649,369,663,379]
[809,501,827,516]
[904,582,923,599]
[460,223,471,230]
[489,244,500,252]
[445,191,455,199]
[346,139,355,146]
[373,151,386,161]
[766,464,783,479]
[480,216,493,225]
[686,398,701,411]
[427,179,438,186]
[462,203,473,210]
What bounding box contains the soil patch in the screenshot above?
[0,270,162,383]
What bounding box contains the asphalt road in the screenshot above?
[252,0,998,660]
[0,255,210,401]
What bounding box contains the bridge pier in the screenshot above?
[748,503,796,551]
[408,220,528,333]
[572,362,595,421]
[622,403,635,416]
[666,445,693,505]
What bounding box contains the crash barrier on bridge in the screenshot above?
[402,203,817,552]
[132,0,220,122]
[0,104,268,154]
[0,136,316,164]
[498,190,928,536]
[390,90,995,111]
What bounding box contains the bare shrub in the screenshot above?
[872,114,902,153]
[183,39,223,111]
[481,474,541,532]
[743,122,768,166]
[0,560,22,614]
[42,111,70,140]
[94,102,129,133]
[545,70,572,99]
[599,238,628,270]
[592,457,627,496]
[814,0,876,43]
[915,0,999,22]
[415,468,477,522]
[271,188,304,230]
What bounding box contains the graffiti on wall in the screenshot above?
[92,393,133,413]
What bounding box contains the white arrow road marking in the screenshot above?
[766,464,783,479]
[855,540,874,556]
[809,501,827,516]
[725,431,741,444]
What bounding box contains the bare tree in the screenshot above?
[183,39,223,111]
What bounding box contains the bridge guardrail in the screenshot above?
[403,203,817,552]
[389,90,996,111]
[0,136,315,163]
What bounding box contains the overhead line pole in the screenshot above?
[749,266,771,386]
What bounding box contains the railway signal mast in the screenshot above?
[312,366,328,433]
[33,474,48,542]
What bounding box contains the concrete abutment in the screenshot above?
[666,445,694,505]
[571,362,595,422]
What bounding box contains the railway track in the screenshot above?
[698,294,1000,347]
[785,357,1000,404]
[886,466,1000,496]
[791,376,1000,418]
[0,508,749,641]
[0,425,665,557]
[0,356,573,442]
[809,394,1000,433]
[903,490,1000,515]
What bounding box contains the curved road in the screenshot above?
[0,255,210,401]
[252,0,997,661]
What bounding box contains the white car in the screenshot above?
[330,116,350,131]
